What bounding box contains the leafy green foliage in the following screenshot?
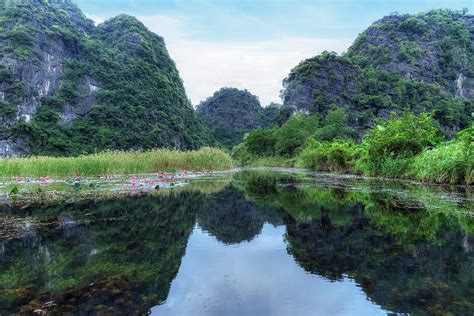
[399,16,428,34]
[245,128,277,157]
[398,41,422,64]
[236,107,358,161]
[314,106,355,141]
[357,112,440,177]
[275,114,318,156]
[0,101,16,119]
[363,112,439,160]
[7,24,32,46]
[234,112,471,184]
[410,124,473,184]
[297,139,361,173]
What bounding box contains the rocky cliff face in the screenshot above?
[0,0,93,155]
[196,88,277,148]
[282,10,473,138]
[0,0,211,156]
[347,11,474,97]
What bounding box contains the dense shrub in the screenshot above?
[231,142,257,166]
[410,125,473,184]
[359,112,440,177]
[297,139,362,173]
[399,16,428,34]
[245,128,277,157]
[7,24,32,46]
[275,114,318,156]
[315,106,355,141]
[364,112,439,161]
[0,101,16,119]
[234,112,472,185]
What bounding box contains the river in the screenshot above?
[0,169,472,315]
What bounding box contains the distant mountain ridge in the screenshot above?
[0,0,212,156]
[196,87,279,148]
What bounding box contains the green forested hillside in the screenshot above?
[0,0,213,156]
[196,87,278,148]
[282,10,473,138]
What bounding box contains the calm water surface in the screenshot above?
[0,169,473,315]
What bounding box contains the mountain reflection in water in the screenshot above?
[0,170,473,315]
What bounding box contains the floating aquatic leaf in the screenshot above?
[10,186,19,195]
[73,182,81,193]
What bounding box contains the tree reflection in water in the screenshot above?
[0,170,472,315]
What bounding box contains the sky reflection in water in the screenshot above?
[153,224,386,316]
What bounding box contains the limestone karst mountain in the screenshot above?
[0,0,212,156]
[282,10,473,138]
[196,87,279,148]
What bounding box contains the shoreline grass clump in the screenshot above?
[410,126,473,185]
[296,139,362,173]
[0,147,233,177]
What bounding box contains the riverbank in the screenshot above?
[233,114,473,186]
[0,147,233,177]
[239,152,473,187]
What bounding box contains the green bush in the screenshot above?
[399,16,428,34]
[364,112,439,161]
[245,128,277,157]
[231,142,256,166]
[398,41,422,64]
[275,114,318,156]
[296,138,362,173]
[0,101,16,118]
[410,125,473,184]
[315,105,355,141]
[359,112,440,177]
[7,24,32,46]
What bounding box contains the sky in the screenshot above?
[75,0,474,106]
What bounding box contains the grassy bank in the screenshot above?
[233,113,473,185]
[0,147,233,177]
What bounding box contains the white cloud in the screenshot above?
[87,13,352,106]
[166,36,352,106]
[85,13,105,25]
[136,15,186,40]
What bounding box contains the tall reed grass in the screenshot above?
[410,142,473,185]
[296,140,361,173]
[248,156,295,168]
[0,147,233,177]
